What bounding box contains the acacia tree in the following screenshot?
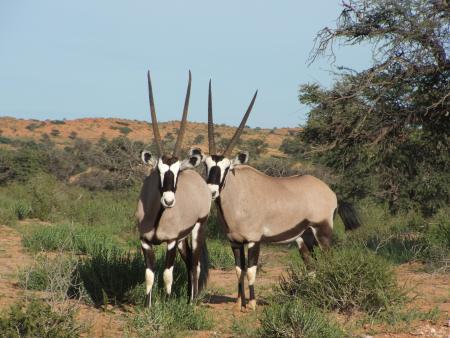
[296,0,449,215]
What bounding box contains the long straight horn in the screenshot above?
[173,70,192,157]
[147,70,164,156]
[223,90,258,157]
[208,79,217,155]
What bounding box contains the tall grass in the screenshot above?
[22,224,117,254]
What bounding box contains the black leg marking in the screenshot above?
[163,241,177,296]
[178,238,192,302]
[312,222,333,250]
[231,242,246,309]
[296,236,314,270]
[239,245,247,309]
[191,221,206,300]
[141,239,155,308]
[247,242,260,310]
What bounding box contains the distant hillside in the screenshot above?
[0,117,300,157]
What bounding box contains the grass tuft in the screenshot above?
[259,299,346,338]
[125,298,212,337]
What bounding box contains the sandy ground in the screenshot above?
[0,224,448,337]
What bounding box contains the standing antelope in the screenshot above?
[197,81,361,310]
[136,71,211,307]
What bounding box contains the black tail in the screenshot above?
[198,242,209,292]
[337,201,362,230]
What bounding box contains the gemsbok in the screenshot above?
[198,80,362,310]
[136,71,211,307]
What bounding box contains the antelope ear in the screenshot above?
[141,150,157,166]
[189,147,205,162]
[231,151,249,167]
[180,148,204,170]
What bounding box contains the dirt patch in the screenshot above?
[0,225,125,337]
[0,225,31,310]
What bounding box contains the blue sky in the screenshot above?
[0,1,371,128]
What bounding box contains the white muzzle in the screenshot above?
[208,184,220,200]
[161,191,176,208]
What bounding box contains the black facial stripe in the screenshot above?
[207,166,221,185]
[211,155,225,162]
[162,170,175,192]
[161,155,179,165]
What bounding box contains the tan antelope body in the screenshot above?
[137,71,211,308]
[137,169,210,244]
[199,80,361,311]
[218,166,337,244]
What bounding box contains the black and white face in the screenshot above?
[141,149,203,208]
[156,156,181,208]
[204,152,249,200]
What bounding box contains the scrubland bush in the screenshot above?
[278,246,404,315]
[259,299,346,338]
[0,298,83,337]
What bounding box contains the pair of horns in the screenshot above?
[208,80,257,157]
[147,70,191,158]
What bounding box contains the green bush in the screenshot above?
[77,246,144,306]
[50,120,66,125]
[126,298,212,337]
[14,200,32,220]
[278,246,404,315]
[259,299,346,338]
[0,298,83,337]
[208,239,234,270]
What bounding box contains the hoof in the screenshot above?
[249,299,256,311]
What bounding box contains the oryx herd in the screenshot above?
[136,71,362,310]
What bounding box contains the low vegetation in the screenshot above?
[0,298,84,337]
[279,246,404,315]
[259,299,346,338]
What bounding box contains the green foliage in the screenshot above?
[26,122,45,131]
[259,299,346,338]
[0,135,12,144]
[22,224,117,255]
[239,138,268,159]
[14,200,32,220]
[0,298,83,338]
[193,134,205,145]
[50,119,66,125]
[296,0,450,216]
[125,299,212,337]
[77,246,144,306]
[68,131,78,139]
[278,246,404,315]
[111,125,132,135]
[19,255,78,296]
[207,239,234,270]
[0,136,145,189]
[50,129,61,137]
